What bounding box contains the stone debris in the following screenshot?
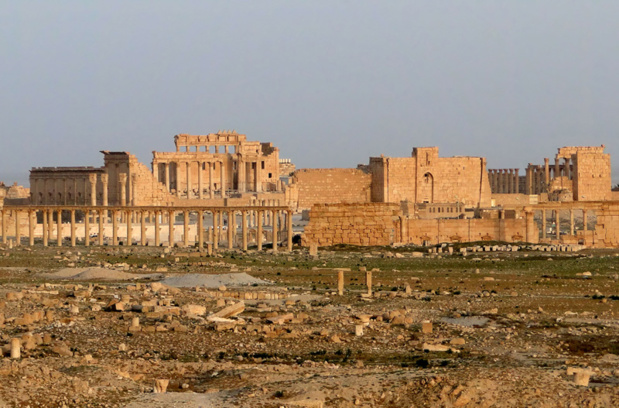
[0,245,616,407]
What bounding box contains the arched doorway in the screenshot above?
[419,172,434,203]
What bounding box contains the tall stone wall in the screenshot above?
[412,149,492,207]
[303,203,400,246]
[573,151,612,201]
[369,147,491,207]
[292,169,372,211]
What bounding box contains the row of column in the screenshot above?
[0,208,294,252]
[525,157,574,195]
[538,208,590,240]
[32,174,109,206]
[157,159,264,199]
[488,169,519,194]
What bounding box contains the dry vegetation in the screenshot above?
[0,242,617,407]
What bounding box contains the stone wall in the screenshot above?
[404,218,536,245]
[492,194,536,206]
[292,169,372,211]
[369,147,491,207]
[594,202,619,247]
[303,203,400,246]
[573,150,612,201]
[129,158,177,206]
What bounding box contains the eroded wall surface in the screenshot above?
[369,147,491,207]
[303,203,400,246]
[303,203,539,247]
[292,169,371,211]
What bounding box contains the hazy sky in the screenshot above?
[2,1,618,186]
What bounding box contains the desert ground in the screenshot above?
[0,241,617,407]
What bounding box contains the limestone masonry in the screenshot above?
[0,132,618,249]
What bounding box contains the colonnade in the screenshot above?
[533,207,593,241]
[154,157,267,199]
[0,205,294,252]
[30,173,109,206]
[488,169,519,194]
[524,157,574,195]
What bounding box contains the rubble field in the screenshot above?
[0,243,617,407]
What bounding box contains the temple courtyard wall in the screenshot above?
[291,169,371,211]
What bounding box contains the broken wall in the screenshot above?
[292,169,371,211]
[303,203,400,246]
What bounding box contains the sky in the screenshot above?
[1,1,619,187]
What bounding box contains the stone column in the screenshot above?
[287,210,293,252]
[366,270,372,296]
[165,162,171,192]
[119,174,127,206]
[256,160,262,192]
[565,158,571,180]
[514,169,520,194]
[112,211,118,246]
[544,158,550,188]
[238,158,245,193]
[272,209,278,252]
[508,169,514,193]
[28,211,35,246]
[241,210,248,251]
[48,210,54,241]
[89,174,97,206]
[168,210,174,247]
[257,210,263,251]
[570,209,575,235]
[525,166,531,195]
[13,210,20,246]
[42,210,48,247]
[227,211,234,250]
[583,209,588,232]
[213,211,219,249]
[186,162,192,198]
[176,162,181,198]
[183,210,189,247]
[198,162,203,199]
[555,210,560,240]
[84,210,90,247]
[141,211,146,246]
[101,174,109,207]
[220,161,226,198]
[541,209,547,239]
[198,211,204,249]
[155,211,161,247]
[98,210,104,246]
[554,158,560,180]
[208,162,214,199]
[57,210,62,247]
[338,270,344,295]
[525,209,535,243]
[126,210,132,245]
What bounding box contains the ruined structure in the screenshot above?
[12,135,619,249]
[302,145,619,249]
[152,131,282,199]
[489,145,612,202]
[30,131,291,208]
[369,147,492,208]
